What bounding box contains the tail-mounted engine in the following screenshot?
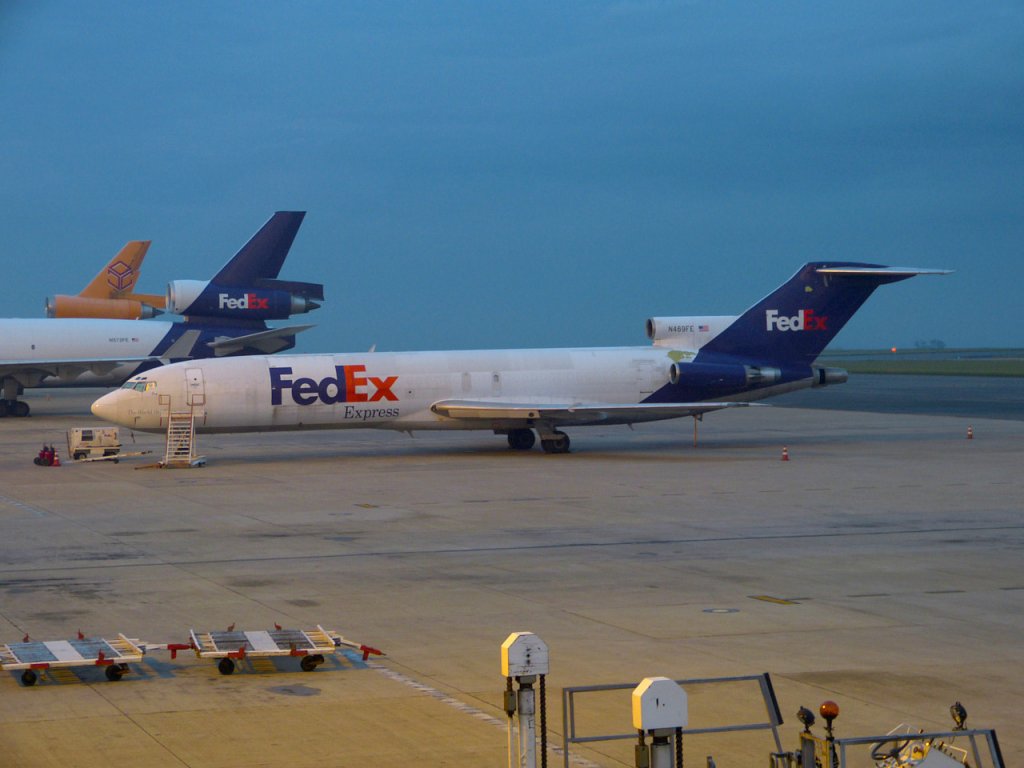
[166,278,323,320]
[668,361,782,388]
[811,367,848,387]
[646,316,736,348]
[46,294,164,320]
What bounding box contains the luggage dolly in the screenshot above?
[0,632,144,686]
[188,624,383,676]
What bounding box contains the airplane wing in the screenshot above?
[430,399,755,427]
[206,324,314,356]
[0,358,156,387]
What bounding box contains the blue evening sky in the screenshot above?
[2,2,1021,352]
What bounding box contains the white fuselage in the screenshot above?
[0,318,174,387]
[92,347,811,434]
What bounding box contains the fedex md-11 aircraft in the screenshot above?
[93,263,946,453]
[0,211,322,417]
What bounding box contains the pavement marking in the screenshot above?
[0,493,50,518]
[749,595,800,605]
[367,662,601,768]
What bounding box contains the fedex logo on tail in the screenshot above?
[219,292,270,310]
[765,309,827,332]
[270,365,398,405]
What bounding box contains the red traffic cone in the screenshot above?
[966,426,974,440]
[781,446,790,461]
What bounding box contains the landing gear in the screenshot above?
[1,377,30,417]
[540,430,571,454]
[0,399,29,417]
[507,428,536,451]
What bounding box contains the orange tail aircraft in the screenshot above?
[45,240,166,319]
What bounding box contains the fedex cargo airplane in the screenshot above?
[0,212,322,418]
[45,240,166,319]
[92,263,946,453]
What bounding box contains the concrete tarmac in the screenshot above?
[0,389,1021,767]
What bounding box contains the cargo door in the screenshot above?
[185,367,206,424]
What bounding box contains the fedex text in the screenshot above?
[765,309,827,332]
[219,292,270,310]
[270,365,399,406]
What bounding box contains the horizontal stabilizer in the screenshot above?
[816,266,953,277]
[206,325,314,356]
[431,399,754,427]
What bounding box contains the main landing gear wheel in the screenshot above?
[218,657,236,675]
[20,669,37,686]
[0,400,30,418]
[300,654,325,672]
[507,429,536,451]
[541,430,571,454]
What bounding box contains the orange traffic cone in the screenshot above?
[967,426,974,440]
[781,446,790,461]
[52,449,61,467]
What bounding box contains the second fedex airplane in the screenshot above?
[0,212,321,417]
[93,262,946,453]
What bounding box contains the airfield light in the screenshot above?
[891,346,898,353]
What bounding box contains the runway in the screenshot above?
[0,380,1020,767]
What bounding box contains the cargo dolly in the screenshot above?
[0,633,144,686]
[188,624,383,675]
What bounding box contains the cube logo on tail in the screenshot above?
[765,309,828,332]
[106,261,135,291]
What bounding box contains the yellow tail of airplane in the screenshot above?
[46,241,166,319]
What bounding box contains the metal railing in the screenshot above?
[833,728,1004,768]
[560,672,783,767]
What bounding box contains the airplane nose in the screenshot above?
[91,391,120,423]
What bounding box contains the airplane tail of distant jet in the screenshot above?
[210,211,307,286]
[165,211,324,324]
[46,240,166,319]
[695,262,950,365]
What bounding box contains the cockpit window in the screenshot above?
[120,380,156,392]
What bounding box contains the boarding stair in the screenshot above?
[164,411,197,467]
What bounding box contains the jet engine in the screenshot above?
[668,361,781,388]
[812,366,848,386]
[166,279,323,320]
[46,295,163,320]
[645,316,736,347]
